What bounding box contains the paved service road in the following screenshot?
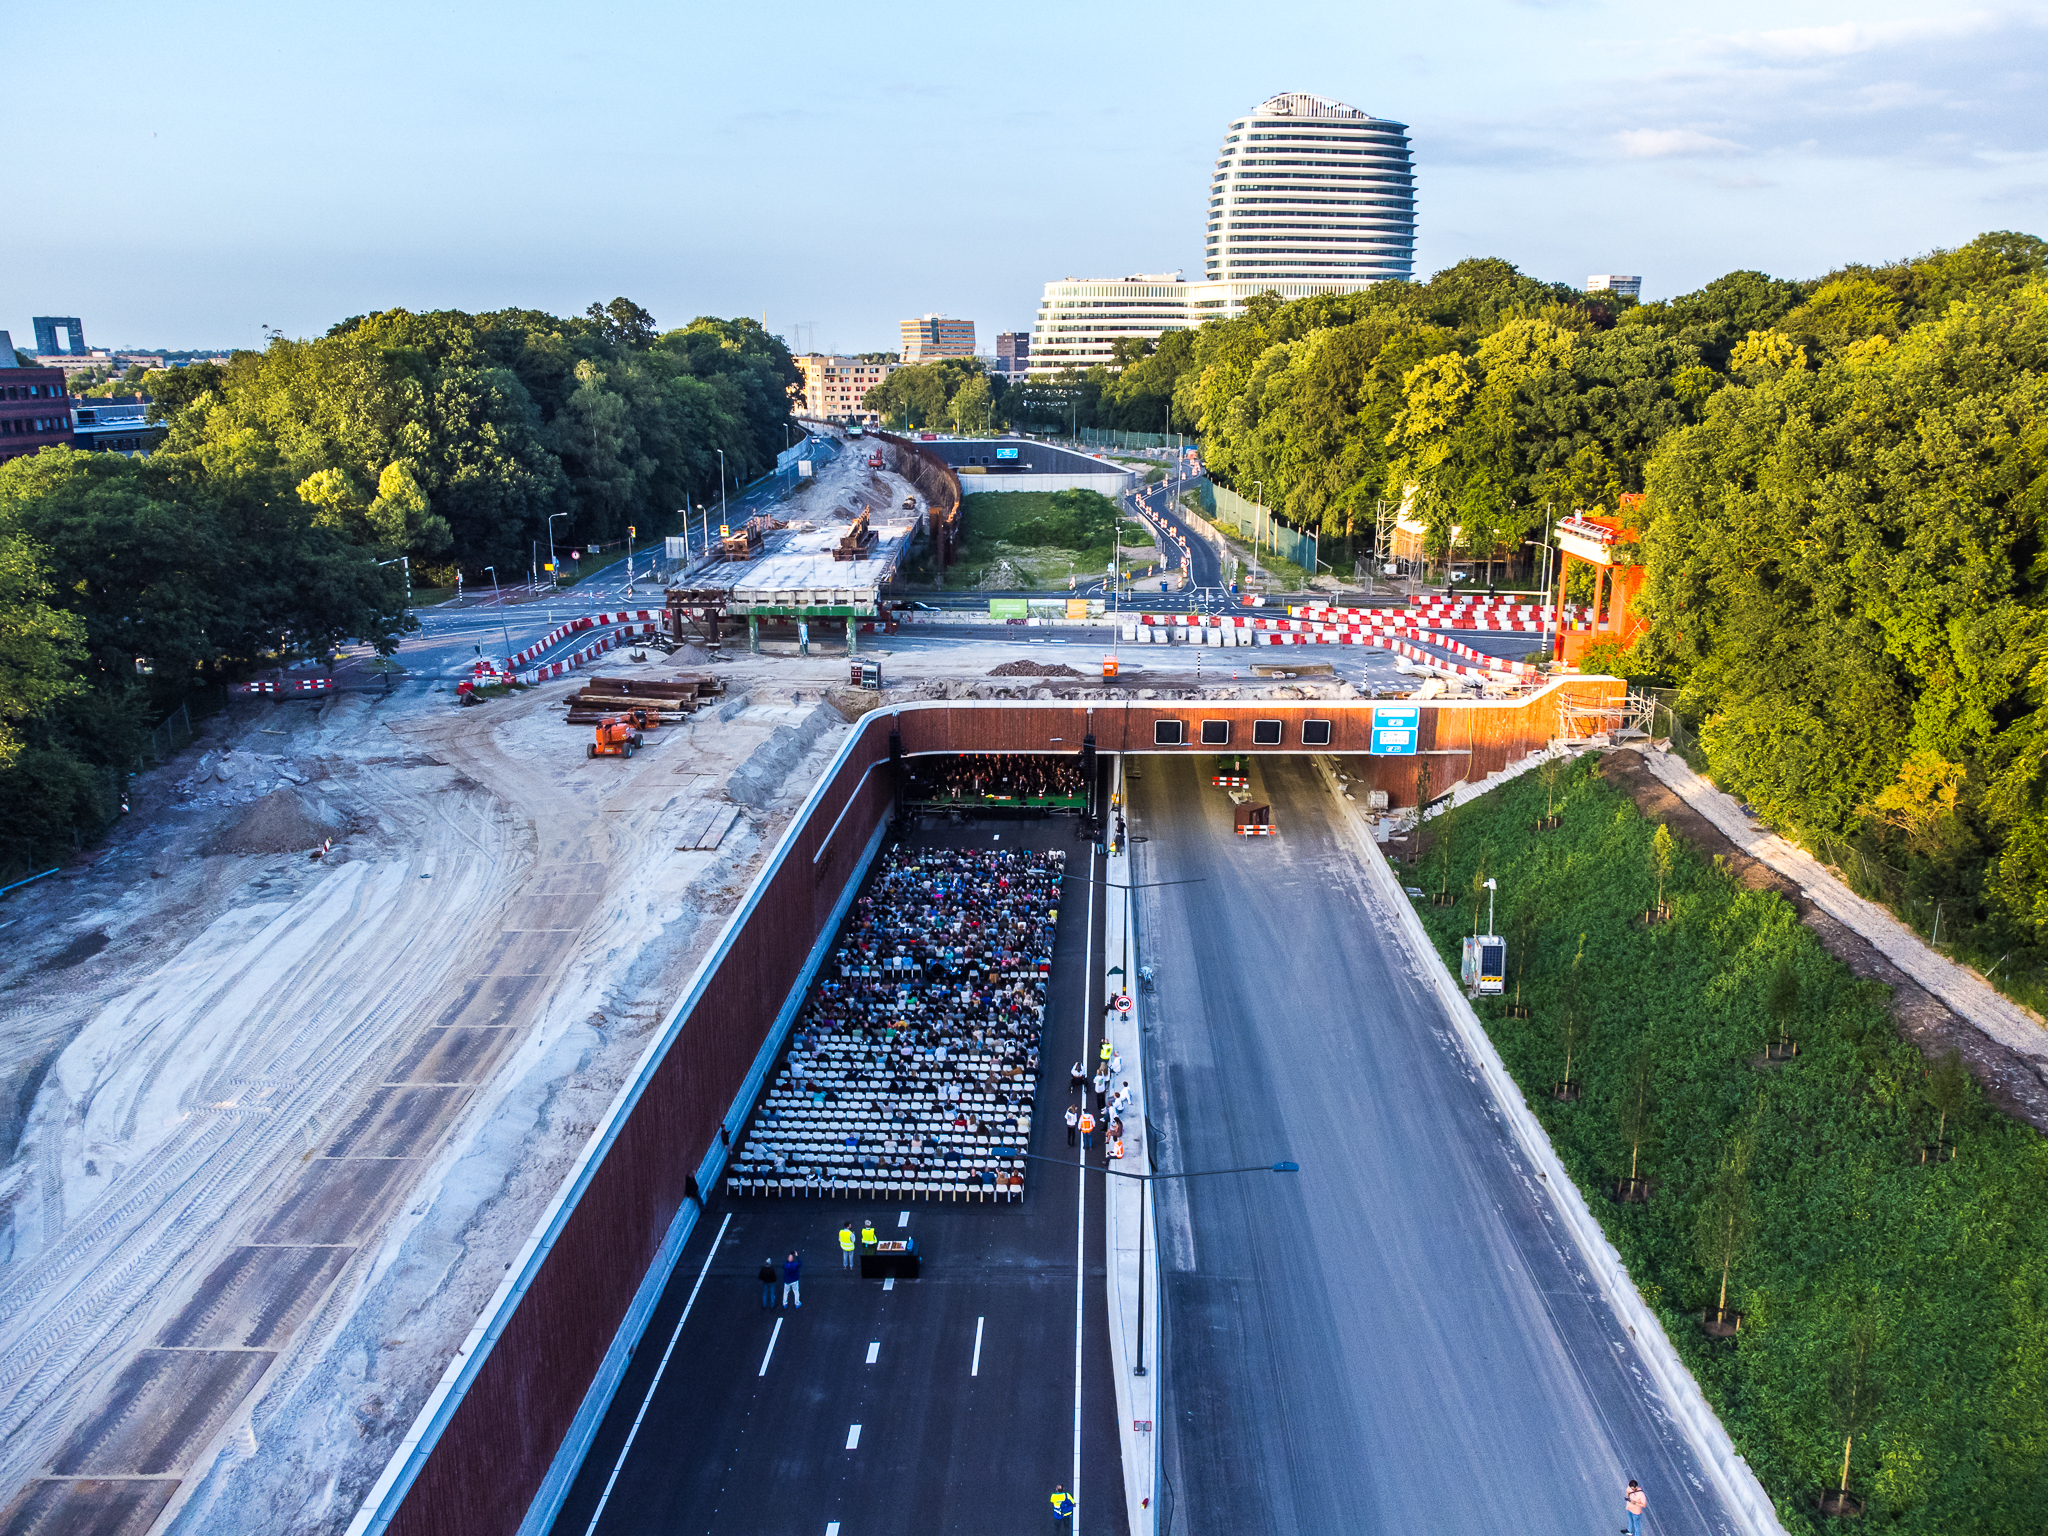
[1127,755,1738,1536]
[548,822,1126,1536]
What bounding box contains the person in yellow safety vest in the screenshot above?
[861,1219,879,1250]
[1098,1038,1113,1066]
[839,1224,856,1269]
[1050,1485,1075,1523]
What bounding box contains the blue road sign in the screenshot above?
[1371,704,1419,755]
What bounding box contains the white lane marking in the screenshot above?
[866,1340,880,1364]
[583,1211,731,1536]
[972,1315,985,1377]
[883,1276,894,1291]
[758,1317,784,1377]
[898,1210,910,1227]
[845,1423,862,1450]
[1077,843,1098,1529]
[827,1525,840,1536]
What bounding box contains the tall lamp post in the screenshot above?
[483,566,513,662]
[715,448,728,537]
[1022,1152,1298,1375]
[547,512,569,589]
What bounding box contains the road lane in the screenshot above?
[1128,754,1736,1536]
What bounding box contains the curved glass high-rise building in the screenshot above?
[1205,92,1414,284]
[1027,91,1415,377]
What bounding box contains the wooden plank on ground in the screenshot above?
[694,806,741,850]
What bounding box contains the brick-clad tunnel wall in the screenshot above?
[368,681,1620,1536]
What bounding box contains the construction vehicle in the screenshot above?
[1211,755,1249,789]
[1233,801,1273,836]
[868,451,883,468]
[588,714,643,759]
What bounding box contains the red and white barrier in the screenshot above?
[503,610,666,671]
[235,676,337,695]
[519,623,660,684]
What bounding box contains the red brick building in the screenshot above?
[0,349,76,466]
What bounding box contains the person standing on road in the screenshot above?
[861,1218,878,1251]
[1624,1479,1647,1536]
[1078,1109,1095,1150]
[839,1224,856,1269]
[782,1252,803,1308]
[1050,1485,1074,1524]
[758,1258,777,1310]
[1092,1068,1109,1110]
[1070,1061,1087,1098]
[1065,1103,1079,1145]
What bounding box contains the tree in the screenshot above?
[950,374,992,435]
[1922,1049,1969,1154]
[0,530,87,768]
[1651,822,1675,916]
[1539,752,1564,823]
[1827,1314,1886,1502]
[1617,1041,1655,1187]
[1764,954,1800,1055]
[1695,1130,1754,1324]
[585,297,657,350]
[1555,933,1589,1093]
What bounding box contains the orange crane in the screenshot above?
[588,714,643,759]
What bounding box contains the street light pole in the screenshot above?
[483,566,513,661]
[1021,1153,1297,1376]
[716,448,728,536]
[547,512,568,588]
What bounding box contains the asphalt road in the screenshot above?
[1130,476,1224,591]
[1127,755,1737,1536]
[546,819,1128,1536]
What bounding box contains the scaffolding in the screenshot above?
[1555,686,1658,746]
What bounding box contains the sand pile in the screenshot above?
[988,659,1084,679]
[204,788,345,857]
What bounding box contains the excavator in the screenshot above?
[588,714,644,759]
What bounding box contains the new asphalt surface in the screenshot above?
[1127,754,1739,1536]
[547,819,1128,1536]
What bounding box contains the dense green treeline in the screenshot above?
[0,299,799,870]
[1414,760,2048,1534]
[1633,262,2048,997]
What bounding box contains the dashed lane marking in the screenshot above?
[882,1277,894,1291]
[866,1341,880,1364]
[759,1317,784,1377]
[845,1423,862,1450]
[972,1316,985,1377]
[898,1211,910,1227]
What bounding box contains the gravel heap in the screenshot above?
[203,788,345,857]
[987,660,1085,679]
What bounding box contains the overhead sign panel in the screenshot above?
[1370,704,1419,755]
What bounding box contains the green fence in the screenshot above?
[1077,427,1190,453]
[1201,483,1319,573]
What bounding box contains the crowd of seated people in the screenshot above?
[908,754,1088,804]
[727,844,1064,1202]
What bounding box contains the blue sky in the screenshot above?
[7,0,2045,352]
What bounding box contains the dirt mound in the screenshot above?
[988,660,1084,679]
[204,788,344,857]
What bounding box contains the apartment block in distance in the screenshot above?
[0,332,78,466]
[795,354,899,426]
[1586,274,1642,299]
[991,332,1031,383]
[899,313,975,362]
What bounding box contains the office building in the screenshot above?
[32,316,90,356]
[991,332,1031,383]
[794,354,899,425]
[73,396,166,456]
[1027,92,1415,376]
[1206,93,1414,284]
[1587,274,1642,299]
[899,314,976,362]
[0,355,77,465]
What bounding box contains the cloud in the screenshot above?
[1616,127,1746,158]
[1710,12,2004,63]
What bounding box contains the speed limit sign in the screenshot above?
[1115,993,1132,1013]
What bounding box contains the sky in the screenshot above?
[6,0,2045,354]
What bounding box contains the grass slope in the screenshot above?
[1405,756,2048,1533]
